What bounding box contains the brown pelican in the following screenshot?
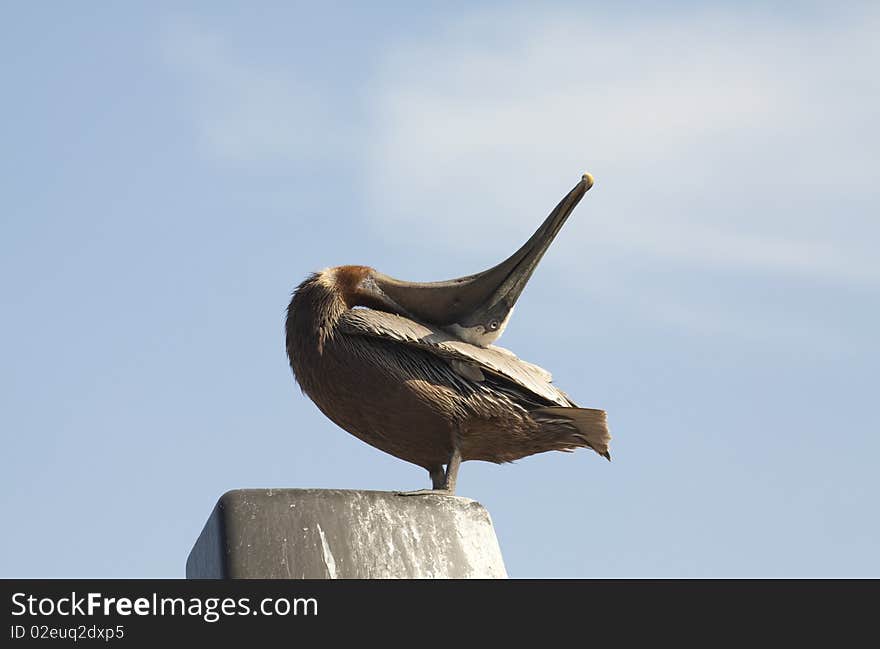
[286,173,609,494]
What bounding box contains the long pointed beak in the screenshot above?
[372,173,593,344]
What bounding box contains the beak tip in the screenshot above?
[581,172,594,190]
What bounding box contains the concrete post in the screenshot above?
[186,489,507,579]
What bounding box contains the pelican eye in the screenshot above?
[487,319,500,331]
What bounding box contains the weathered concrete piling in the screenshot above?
[187,489,507,579]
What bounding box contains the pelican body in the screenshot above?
[286,174,609,494]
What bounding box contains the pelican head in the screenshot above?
[337,173,594,347]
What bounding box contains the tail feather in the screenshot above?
[531,407,611,461]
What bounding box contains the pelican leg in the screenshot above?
[398,448,462,496]
[428,465,446,489]
[444,447,462,494]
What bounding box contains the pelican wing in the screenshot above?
[338,308,573,407]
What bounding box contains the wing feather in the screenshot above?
[338,309,573,407]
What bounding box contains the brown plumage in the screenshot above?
[285,175,610,494]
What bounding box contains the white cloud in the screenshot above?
[362,5,880,285]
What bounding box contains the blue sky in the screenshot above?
[2,1,878,577]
